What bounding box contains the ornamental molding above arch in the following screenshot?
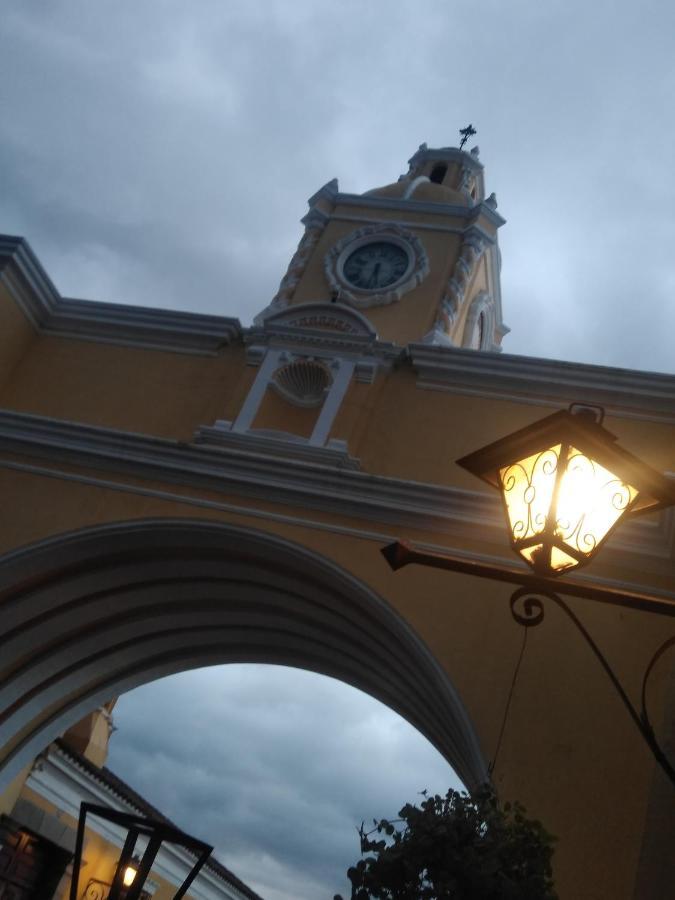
[260,301,378,339]
[0,519,488,792]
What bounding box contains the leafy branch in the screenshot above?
[335,785,557,900]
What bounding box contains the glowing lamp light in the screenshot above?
[122,859,138,887]
[70,803,212,900]
[457,406,674,576]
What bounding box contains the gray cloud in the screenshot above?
[107,666,459,900]
[3,2,674,372]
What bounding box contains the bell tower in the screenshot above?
[256,142,509,351]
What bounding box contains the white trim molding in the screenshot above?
[0,520,490,792]
[0,410,670,565]
[409,343,675,424]
[461,291,497,351]
[0,236,242,355]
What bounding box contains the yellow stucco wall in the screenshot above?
[0,180,673,899]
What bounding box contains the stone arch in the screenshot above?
[0,519,488,791]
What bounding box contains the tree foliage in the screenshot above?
[335,785,557,900]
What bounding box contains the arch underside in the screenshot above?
[0,519,487,790]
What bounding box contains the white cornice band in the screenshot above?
[0,236,242,355]
[329,192,506,228]
[409,344,675,424]
[0,410,670,564]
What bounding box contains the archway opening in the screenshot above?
[0,519,487,797]
[100,663,464,900]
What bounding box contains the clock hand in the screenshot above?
[369,262,381,288]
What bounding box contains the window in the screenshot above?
[429,164,447,185]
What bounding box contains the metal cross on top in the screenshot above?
[459,124,477,150]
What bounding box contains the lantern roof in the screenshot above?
[456,408,675,516]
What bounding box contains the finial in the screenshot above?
[459,124,477,151]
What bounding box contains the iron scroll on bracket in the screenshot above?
[381,540,675,790]
[508,584,675,788]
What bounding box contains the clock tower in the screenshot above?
[256,142,509,351]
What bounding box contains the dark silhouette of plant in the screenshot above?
[335,785,557,900]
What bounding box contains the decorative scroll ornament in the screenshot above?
[426,234,487,344]
[500,445,638,573]
[271,358,333,407]
[254,214,328,324]
[262,302,376,338]
[509,587,546,627]
[324,223,429,309]
[456,404,674,577]
[82,882,109,900]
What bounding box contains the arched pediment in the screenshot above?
[263,302,377,338]
[461,291,497,351]
[0,519,487,791]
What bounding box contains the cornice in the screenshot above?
[195,423,362,470]
[409,343,675,424]
[306,177,339,208]
[407,145,485,173]
[0,409,670,563]
[245,323,403,362]
[332,193,506,228]
[0,235,242,355]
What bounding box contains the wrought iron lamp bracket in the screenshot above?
[508,584,675,788]
[381,541,675,790]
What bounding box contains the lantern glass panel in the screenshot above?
[549,545,579,573]
[520,543,544,566]
[554,446,638,560]
[499,445,561,544]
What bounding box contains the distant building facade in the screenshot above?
[0,705,261,899]
[0,144,673,899]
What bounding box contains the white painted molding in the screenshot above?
[402,175,431,199]
[333,191,506,228]
[409,344,675,424]
[231,348,284,433]
[306,177,339,208]
[262,301,378,338]
[0,410,670,563]
[461,291,496,351]
[196,421,361,469]
[0,236,242,355]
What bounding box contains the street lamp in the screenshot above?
[121,857,140,889]
[456,404,674,576]
[382,404,675,787]
[70,803,213,900]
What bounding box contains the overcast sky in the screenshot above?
[107,667,459,900]
[3,2,675,898]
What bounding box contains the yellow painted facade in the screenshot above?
[0,144,673,899]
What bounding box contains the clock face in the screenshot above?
[343,241,410,291]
